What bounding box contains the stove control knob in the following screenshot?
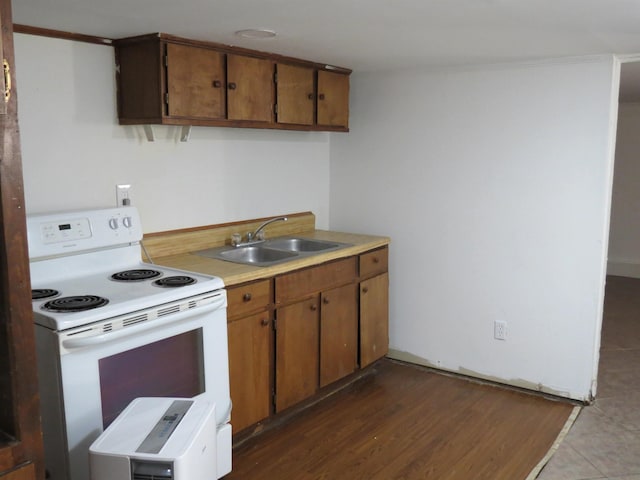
[108,218,119,230]
[122,216,133,228]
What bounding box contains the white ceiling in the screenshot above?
[11,0,640,100]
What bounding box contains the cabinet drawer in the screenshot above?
[275,257,357,305]
[359,247,388,279]
[227,279,272,319]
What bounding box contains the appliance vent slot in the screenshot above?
[123,314,148,327]
[103,323,113,332]
[188,300,197,309]
[132,475,172,480]
[132,460,173,480]
[158,305,180,317]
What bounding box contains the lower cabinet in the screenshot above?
[274,257,358,412]
[319,283,358,387]
[275,297,320,412]
[226,280,273,433]
[227,246,388,433]
[359,247,390,368]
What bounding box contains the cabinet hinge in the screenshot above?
[164,54,169,67]
[274,104,278,115]
[273,71,278,83]
[272,390,277,409]
[164,93,169,105]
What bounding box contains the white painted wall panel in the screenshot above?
[608,103,640,277]
[14,34,331,233]
[330,58,619,400]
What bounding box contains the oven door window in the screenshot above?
[99,328,205,428]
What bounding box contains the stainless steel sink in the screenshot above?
[264,237,342,252]
[195,236,351,267]
[196,245,299,267]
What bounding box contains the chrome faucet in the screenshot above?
[249,216,288,241]
[233,216,288,246]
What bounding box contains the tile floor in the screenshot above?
[537,275,640,480]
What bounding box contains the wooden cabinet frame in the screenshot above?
[114,33,351,132]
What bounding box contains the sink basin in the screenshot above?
[197,246,298,266]
[264,237,342,252]
[195,236,351,267]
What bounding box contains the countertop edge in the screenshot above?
[152,230,390,287]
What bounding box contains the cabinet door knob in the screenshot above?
[318,93,325,100]
[310,304,318,311]
[213,80,222,88]
[243,293,252,302]
[373,257,380,264]
[323,297,330,305]
[261,318,269,326]
[307,93,314,100]
[362,287,369,294]
[228,82,237,90]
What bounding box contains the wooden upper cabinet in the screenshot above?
[276,64,314,126]
[317,70,349,128]
[166,43,226,119]
[227,54,274,122]
[114,33,350,131]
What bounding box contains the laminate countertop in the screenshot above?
[152,230,390,287]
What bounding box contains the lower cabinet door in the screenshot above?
[228,311,272,432]
[360,272,390,368]
[275,297,320,412]
[320,283,358,387]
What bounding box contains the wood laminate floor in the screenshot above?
[226,359,573,480]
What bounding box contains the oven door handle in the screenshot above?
[61,298,225,350]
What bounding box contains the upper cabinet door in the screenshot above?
[276,64,314,126]
[227,54,274,122]
[166,43,226,119]
[317,70,349,128]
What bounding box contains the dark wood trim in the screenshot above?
[143,211,313,238]
[12,24,112,46]
[0,2,44,479]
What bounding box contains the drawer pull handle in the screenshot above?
[243,293,252,302]
[373,257,380,264]
[261,318,269,326]
[362,287,369,294]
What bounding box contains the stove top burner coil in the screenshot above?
[153,276,197,288]
[111,269,163,282]
[42,295,109,312]
[32,288,60,300]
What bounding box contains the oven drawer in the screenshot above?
[227,279,272,319]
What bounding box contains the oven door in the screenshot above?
[36,291,230,480]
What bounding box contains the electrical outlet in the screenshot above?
[494,320,507,341]
[116,184,132,206]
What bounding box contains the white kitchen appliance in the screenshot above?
[89,397,218,480]
[27,206,231,480]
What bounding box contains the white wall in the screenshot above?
[330,57,619,401]
[14,34,332,233]
[608,102,640,278]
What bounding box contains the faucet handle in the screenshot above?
[231,233,242,246]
